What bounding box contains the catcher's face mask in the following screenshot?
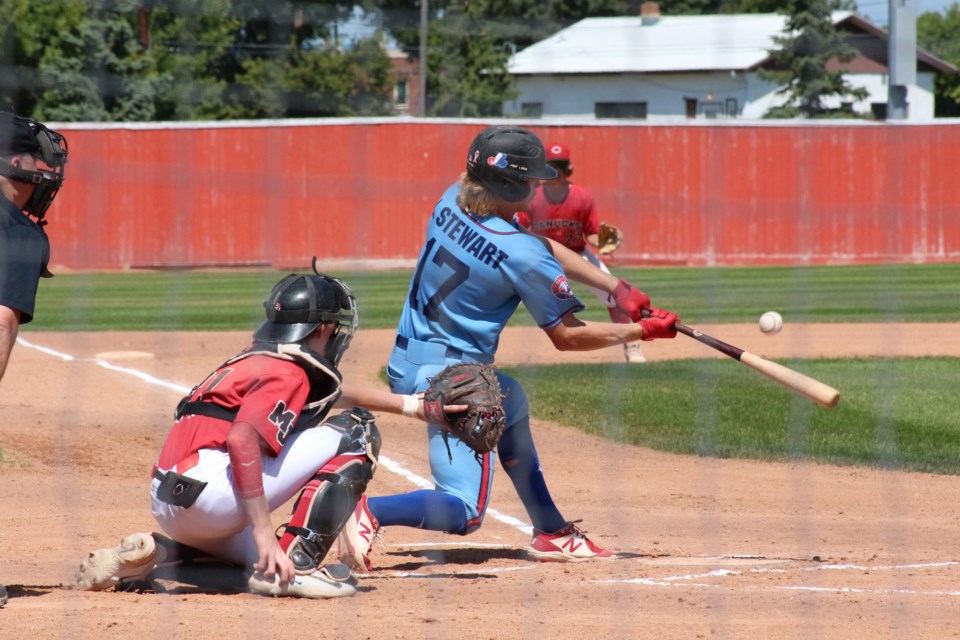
[0,114,69,222]
[322,272,359,367]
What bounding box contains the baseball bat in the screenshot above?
[666,319,840,409]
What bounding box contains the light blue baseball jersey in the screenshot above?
[397,182,585,358]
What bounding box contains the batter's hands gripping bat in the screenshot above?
[651,314,840,409]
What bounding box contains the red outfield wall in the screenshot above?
[45,120,960,271]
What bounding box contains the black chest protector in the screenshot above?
[174,342,343,443]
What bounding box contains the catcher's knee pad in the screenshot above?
[283,454,376,574]
[326,406,382,468]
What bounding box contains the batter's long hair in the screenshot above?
[456,172,501,217]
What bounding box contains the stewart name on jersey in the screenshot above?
[397,183,585,361]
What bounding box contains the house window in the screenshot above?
[521,102,543,118]
[595,102,647,119]
[871,102,887,120]
[701,102,723,119]
[684,98,697,119]
[394,81,408,106]
[725,98,739,117]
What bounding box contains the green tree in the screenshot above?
[0,0,155,119]
[2,0,396,120]
[759,0,868,118]
[917,3,960,117]
[147,0,248,120]
[150,0,394,119]
[36,0,158,121]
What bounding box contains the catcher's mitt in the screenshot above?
[422,363,505,456]
[597,222,623,255]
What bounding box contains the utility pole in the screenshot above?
[419,1,428,117]
[887,0,916,120]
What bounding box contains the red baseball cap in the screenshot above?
[545,142,570,162]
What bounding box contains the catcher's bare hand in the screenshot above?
[252,525,295,585]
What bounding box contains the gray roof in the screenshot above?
[508,12,858,75]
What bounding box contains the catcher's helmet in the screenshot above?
[253,270,358,365]
[466,126,557,202]
[0,112,68,221]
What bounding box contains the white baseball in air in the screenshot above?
[759,311,783,335]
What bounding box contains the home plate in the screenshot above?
[94,350,155,360]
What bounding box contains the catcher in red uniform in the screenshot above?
[514,142,646,363]
[75,266,493,599]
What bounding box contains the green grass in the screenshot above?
[20,263,960,475]
[27,262,960,330]
[501,357,960,476]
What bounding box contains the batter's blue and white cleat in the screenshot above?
[336,494,380,572]
[528,521,616,562]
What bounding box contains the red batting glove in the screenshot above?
[610,278,651,322]
[639,307,679,341]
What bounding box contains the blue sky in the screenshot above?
[856,0,957,25]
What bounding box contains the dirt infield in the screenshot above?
[2,325,959,639]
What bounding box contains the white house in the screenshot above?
[505,6,957,121]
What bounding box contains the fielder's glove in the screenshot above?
[597,222,623,255]
[423,363,506,457]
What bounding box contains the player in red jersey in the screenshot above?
[515,142,646,363]
[76,267,459,599]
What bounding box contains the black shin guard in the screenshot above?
[283,456,375,573]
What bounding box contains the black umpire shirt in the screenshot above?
[0,195,51,324]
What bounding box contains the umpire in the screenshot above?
[0,112,67,382]
[0,112,68,607]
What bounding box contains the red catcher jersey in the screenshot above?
[156,354,311,470]
[515,183,599,253]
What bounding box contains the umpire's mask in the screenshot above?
[0,112,69,222]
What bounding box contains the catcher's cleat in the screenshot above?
[247,565,356,599]
[336,494,380,572]
[528,521,616,563]
[76,532,163,591]
[320,562,359,588]
[623,342,646,363]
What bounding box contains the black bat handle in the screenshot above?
[672,321,745,361]
[639,309,744,360]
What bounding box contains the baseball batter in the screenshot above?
[337,126,679,570]
[515,142,646,363]
[77,270,461,599]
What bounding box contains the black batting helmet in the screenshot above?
[253,271,358,365]
[465,126,557,202]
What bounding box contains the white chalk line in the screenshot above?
[17,336,75,361]
[597,559,960,598]
[23,338,957,597]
